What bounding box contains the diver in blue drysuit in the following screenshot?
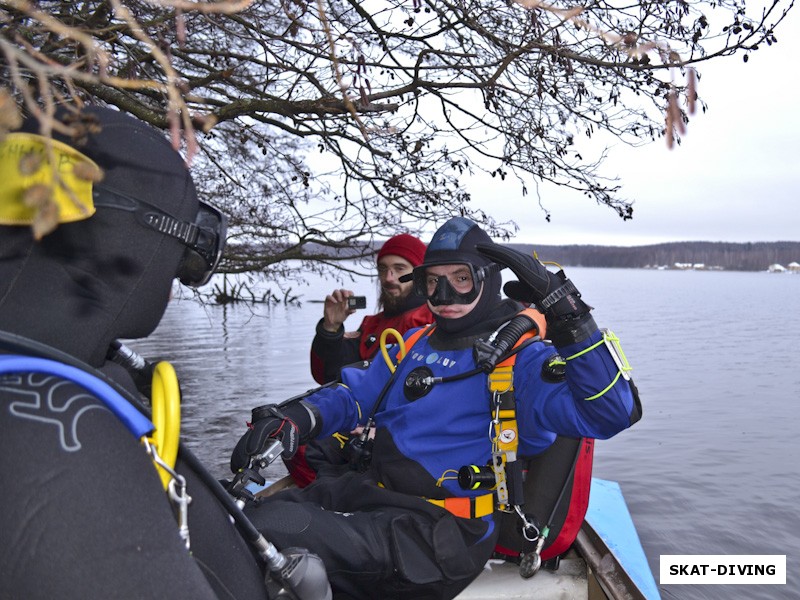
[231,217,642,600]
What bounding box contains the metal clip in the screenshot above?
[491,391,502,423]
[491,451,508,505]
[513,506,540,542]
[168,475,192,550]
[253,438,283,470]
[488,391,502,445]
[143,438,193,550]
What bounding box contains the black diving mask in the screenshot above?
[92,186,227,287]
[400,263,490,306]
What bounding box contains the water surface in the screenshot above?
[131,267,800,599]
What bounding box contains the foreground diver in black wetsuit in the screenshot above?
[0,106,327,599]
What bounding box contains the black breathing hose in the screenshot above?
[475,312,539,373]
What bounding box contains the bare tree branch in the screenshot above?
[1,0,794,280]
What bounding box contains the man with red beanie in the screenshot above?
[309,233,432,385]
[290,234,433,486]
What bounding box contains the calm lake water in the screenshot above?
[129,266,800,600]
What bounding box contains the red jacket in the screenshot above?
[310,299,432,384]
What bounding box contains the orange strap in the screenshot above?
[403,324,433,351]
[427,493,495,519]
[378,481,494,519]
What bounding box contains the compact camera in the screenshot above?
[347,296,367,309]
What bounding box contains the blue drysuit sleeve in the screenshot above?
[515,329,637,442]
[303,343,401,438]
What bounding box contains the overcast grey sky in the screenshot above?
[473,8,800,247]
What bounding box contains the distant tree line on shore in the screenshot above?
[230,240,800,277]
[509,241,800,271]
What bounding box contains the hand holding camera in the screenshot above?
[321,289,365,333]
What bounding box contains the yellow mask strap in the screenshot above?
[0,132,100,226]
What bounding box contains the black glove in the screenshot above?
[230,400,320,473]
[476,243,597,346]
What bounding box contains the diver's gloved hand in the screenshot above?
[476,243,597,346]
[230,400,320,473]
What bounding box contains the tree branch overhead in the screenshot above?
[0,0,793,279]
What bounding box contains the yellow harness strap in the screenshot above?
[488,324,541,508]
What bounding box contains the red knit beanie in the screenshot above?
[377,233,427,267]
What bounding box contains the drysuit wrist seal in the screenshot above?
[548,314,598,347]
[251,399,322,442]
[315,318,344,340]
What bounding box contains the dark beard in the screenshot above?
[379,286,409,313]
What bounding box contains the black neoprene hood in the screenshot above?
[0,106,200,366]
[416,217,503,334]
[420,217,494,268]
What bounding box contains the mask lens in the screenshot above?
[412,264,483,306]
[425,270,474,296]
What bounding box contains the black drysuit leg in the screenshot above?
[244,471,498,600]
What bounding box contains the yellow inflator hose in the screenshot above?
[148,361,181,488]
[379,328,406,373]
